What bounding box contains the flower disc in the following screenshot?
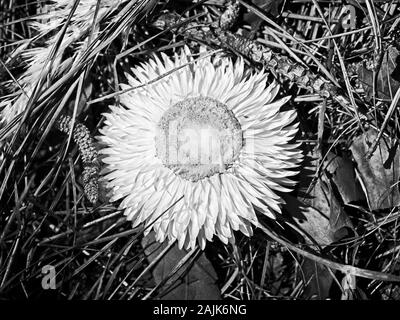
[155,96,243,182]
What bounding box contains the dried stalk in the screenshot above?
[154,3,360,116]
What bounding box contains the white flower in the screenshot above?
[99,47,302,249]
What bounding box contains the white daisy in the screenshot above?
[99,46,302,249]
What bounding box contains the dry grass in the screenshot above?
[1,0,400,300]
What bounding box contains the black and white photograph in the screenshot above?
[0,0,400,309]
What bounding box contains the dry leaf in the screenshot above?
[243,0,283,25]
[286,149,354,247]
[357,46,400,101]
[301,258,333,300]
[341,273,356,300]
[285,195,332,247]
[325,152,364,205]
[285,149,356,299]
[142,233,221,300]
[350,129,400,210]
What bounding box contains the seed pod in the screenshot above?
[219,0,240,30]
[56,114,99,203]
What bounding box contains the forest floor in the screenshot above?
[1,0,400,300]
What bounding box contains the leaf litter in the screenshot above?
[1,0,400,300]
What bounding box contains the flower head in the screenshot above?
[99,47,302,249]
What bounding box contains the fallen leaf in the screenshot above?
[341,273,356,300]
[285,148,355,299]
[284,195,332,247]
[325,152,364,205]
[142,233,221,300]
[243,0,283,25]
[286,149,354,247]
[301,258,333,300]
[350,129,400,210]
[357,46,400,101]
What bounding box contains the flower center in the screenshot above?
[155,97,243,182]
